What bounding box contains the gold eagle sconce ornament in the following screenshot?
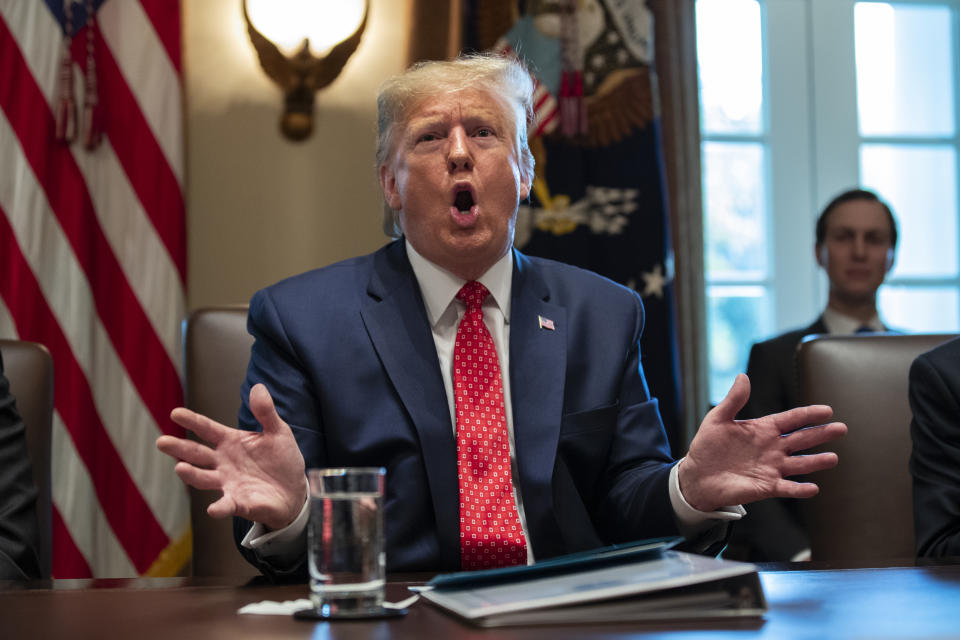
[242,0,369,141]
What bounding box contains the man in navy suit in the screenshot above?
[157,55,846,577]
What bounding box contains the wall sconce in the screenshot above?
[242,0,369,141]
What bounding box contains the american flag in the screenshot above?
[0,0,189,577]
[491,41,558,138]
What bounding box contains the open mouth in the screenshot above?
[453,187,476,213]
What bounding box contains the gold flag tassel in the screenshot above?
[54,0,77,143]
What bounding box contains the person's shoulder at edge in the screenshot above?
[915,335,960,369]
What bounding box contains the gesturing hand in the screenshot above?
[678,373,848,513]
[156,383,307,530]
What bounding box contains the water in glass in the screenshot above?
[308,480,385,614]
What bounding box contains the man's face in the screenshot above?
[379,88,531,281]
[816,199,894,303]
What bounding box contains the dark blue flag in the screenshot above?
[467,0,683,451]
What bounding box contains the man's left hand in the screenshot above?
[678,373,847,513]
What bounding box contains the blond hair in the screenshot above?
[376,54,536,237]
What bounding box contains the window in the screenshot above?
[697,0,960,403]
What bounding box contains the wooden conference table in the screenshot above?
[1,560,959,639]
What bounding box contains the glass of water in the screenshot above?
[307,467,386,617]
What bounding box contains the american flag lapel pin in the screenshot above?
[538,315,555,331]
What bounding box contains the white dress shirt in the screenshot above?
[821,307,887,334]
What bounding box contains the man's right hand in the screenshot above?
[156,383,307,531]
[678,373,846,513]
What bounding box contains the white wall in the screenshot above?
[183,0,410,309]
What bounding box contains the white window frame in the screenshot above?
[701,0,960,402]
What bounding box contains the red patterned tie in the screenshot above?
[454,281,527,569]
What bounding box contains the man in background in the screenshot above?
[726,188,899,562]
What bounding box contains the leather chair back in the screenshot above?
[796,332,958,562]
[0,339,53,577]
[183,306,258,577]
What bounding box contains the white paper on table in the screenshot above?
[238,599,312,615]
[237,593,420,615]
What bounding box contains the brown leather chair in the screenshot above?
[796,332,958,563]
[0,339,53,578]
[183,306,259,577]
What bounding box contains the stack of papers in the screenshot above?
[420,538,766,628]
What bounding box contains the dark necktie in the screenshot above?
[454,281,527,570]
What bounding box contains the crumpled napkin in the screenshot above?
[238,599,313,615]
[237,593,420,615]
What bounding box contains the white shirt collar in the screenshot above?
[404,240,513,327]
[821,306,886,334]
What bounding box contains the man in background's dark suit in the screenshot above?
[0,350,42,580]
[909,337,960,558]
[727,189,899,562]
[738,318,828,421]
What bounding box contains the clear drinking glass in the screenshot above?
[307,467,386,616]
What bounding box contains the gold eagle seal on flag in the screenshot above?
[480,0,655,148]
[479,0,657,241]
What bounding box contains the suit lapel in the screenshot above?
[509,251,567,555]
[359,242,460,568]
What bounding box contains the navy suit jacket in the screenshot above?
[738,318,828,421]
[0,352,42,580]
[233,241,678,577]
[909,336,960,558]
